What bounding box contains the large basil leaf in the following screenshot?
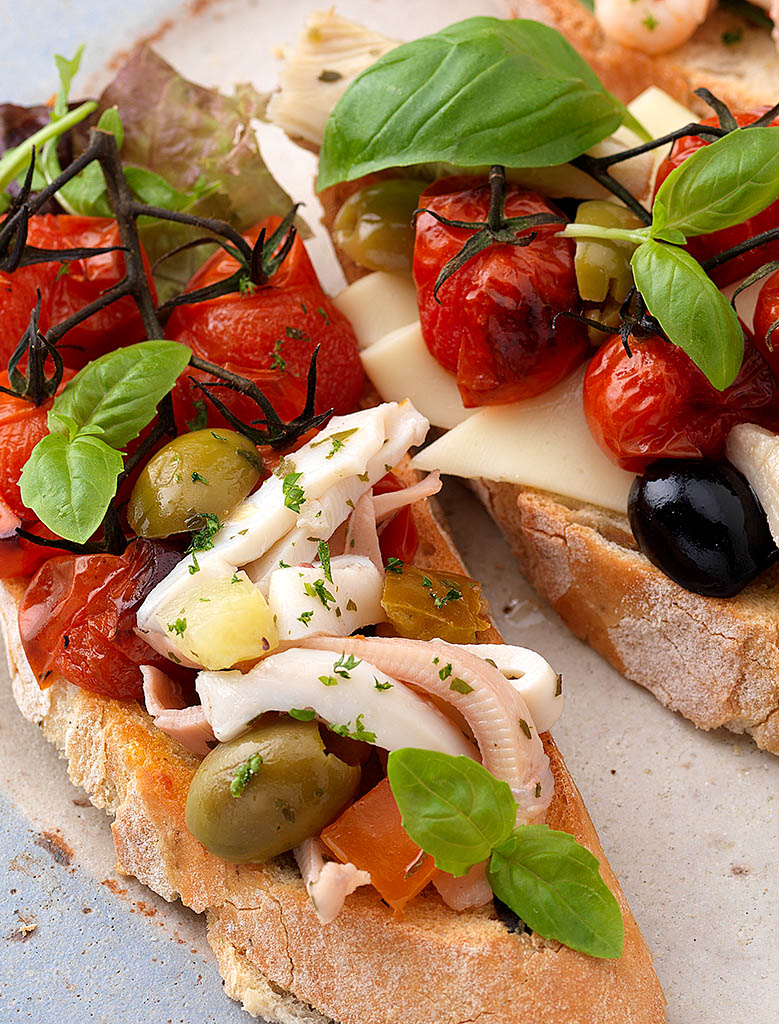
[653,127,779,238]
[387,748,516,876]
[48,340,192,449]
[318,18,641,190]
[488,825,624,959]
[19,433,123,544]
[632,240,744,391]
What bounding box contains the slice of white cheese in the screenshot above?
[361,321,474,430]
[411,365,636,513]
[333,272,419,350]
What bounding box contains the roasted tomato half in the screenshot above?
[18,539,186,701]
[167,216,364,431]
[655,111,779,287]
[0,214,155,369]
[413,178,588,407]
[583,333,779,473]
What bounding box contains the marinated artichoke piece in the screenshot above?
[165,571,279,669]
[332,179,428,272]
[128,428,263,538]
[574,200,643,304]
[381,564,490,643]
[185,719,361,862]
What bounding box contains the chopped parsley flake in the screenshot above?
[168,618,187,636]
[328,713,376,744]
[319,675,339,687]
[211,431,227,441]
[449,677,473,695]
[231,572,241,584]
[385,557,404,575]
[422,575,463,609]
[279,559,290,568]
[187,512,221,552]
[191,471,209,485]
[722,27,743,46]
[438,663,452,681]
[230,753,263,798]
[484,658,498,668]
[357,471,369,482]
[317,305,330,324]
[312,427,358,459]
[271,338,286,371]
[304,579,335,608]
[535,782,542,799]
[333,653,361,678]
[188,553,200,575]
[345,599,357,612]
[285,325,307,340]
[519,718,532,739]
[298,610,314,627]
[555,674,563,697]
[167,651,182,664]
[289,708,317,722]
[374,678,393,691]
[317,540,333,583]
[282,470,306,512]
[643,12,658,30]
[186,399,208,431]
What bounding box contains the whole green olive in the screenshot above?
[128,428,262,538]
[185,718,360,863]
[333,179,428,272]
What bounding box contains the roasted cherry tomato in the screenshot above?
[750,267,779,380]
[0,368,76,521]
[583,333,779,473]
[654,111,779,287]
[166,216,364,431]
[19,539,186,701]
[373,472,419,565]
[0,215,155,369]
[413,178,588,407]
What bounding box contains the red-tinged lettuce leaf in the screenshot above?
[90,47,300,298]
[0,103,75,213]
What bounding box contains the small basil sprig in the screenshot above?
[564,125,779,390]
[387,749,624,959]
[318,18,647,191]
[20,340,191,543]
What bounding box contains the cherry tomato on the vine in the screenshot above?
[413,178,588,407]
[750,267,779,380]
[655,111,779,287]
[0,214,155,369]
[18,539,188,701]
[583,333,779,473]
[166,216,364,432]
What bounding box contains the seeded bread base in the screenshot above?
[514,0,779,114]
[0,485,665,1023]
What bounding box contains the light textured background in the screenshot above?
[1,2,778,1022]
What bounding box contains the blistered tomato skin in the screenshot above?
[18,540,185,701]
[413,178,588,407]
[655,111,779,287]
[628,459,777,597]
[583,333,779,473]
[0,215,156,369]
[751,268,779,381]
[167,216,364,429]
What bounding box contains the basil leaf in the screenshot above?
[387,748,516,876]
[632,240,744,390]
[488,825,624,959]
[48,340,192,449]
[653,127,779,238]
[318,18,637,190]
[19,433,123,544]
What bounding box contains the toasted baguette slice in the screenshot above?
[0,471,665,1023]
[515,0,779,113]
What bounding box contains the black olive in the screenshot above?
[628,459,778,598]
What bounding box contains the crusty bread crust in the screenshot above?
[515,0,779,113]
[0,484,665,1023]
[472,480,779,754]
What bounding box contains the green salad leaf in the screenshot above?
[318,18,646,190]
[631,240,744,390]
[387,749,515,876]
[489,825,625,959]
[387,748,624,957]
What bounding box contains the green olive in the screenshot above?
[333,179,428,272]
[185,719,360,863]
[128,429,263,538]
[574,200,644,304]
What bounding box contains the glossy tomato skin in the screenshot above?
[0,215,155,369]
[583,333,779,473]
[0,368,76,521]
[413,178,588,407]
[373,472,419,565]
[0,504,69,579]
[751,267,779,379]
[18,539,185,701]
[655,111,779,287]
[167,217,364,430]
